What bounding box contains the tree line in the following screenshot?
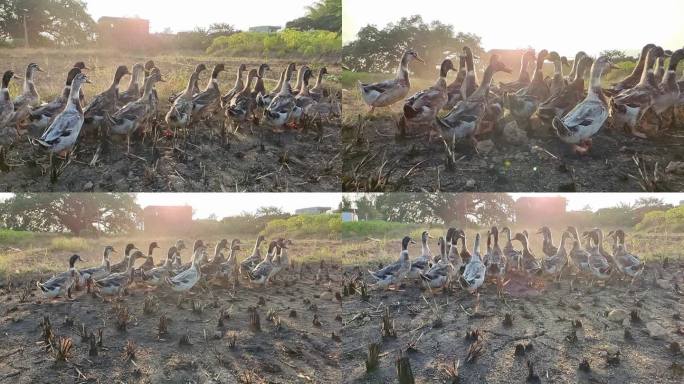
[0,0,340,49]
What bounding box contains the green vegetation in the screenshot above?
[286,0,341,33]
[207,29,341,58]
[341,220,420,239]
[636,205,684,233]
[342,15,483,77]
[0,228,32,245]
[263,214,341,239]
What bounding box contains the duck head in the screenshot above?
[536,226,551,237]
[2,70,20,88]
[148,242,160,255]
[403,50,425,66]
[667,49,684,71]
[113,65,131,85]
[445,228,456,244]
[489,54,512,74]
[193,240,205,252]
[73,61,89,71]
[195,63,208,74]
[68,254,84,268]
[65,67,81,86]
[176,239,186,250]
[211,64,226,79]
[258,64,270,77]
[124,243,136,256]
[230,239,241,251]
[26,62,44,78]
[103,245,117,259]
[548,51,562,64]
[401,236,416,250]
[144,60,156,75]
[439,59,456,78]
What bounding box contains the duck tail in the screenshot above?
[551,116,572,137]
[356,80,366,95]
[164,276,174,286]
[36,281,47,292]
[419,273,431,282]
[367,270,380,280]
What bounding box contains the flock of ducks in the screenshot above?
[36,236,293,301]
[0,60,336,179]
[368,228,643,309]
[357,44,684,155]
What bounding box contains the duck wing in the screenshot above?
[37,109,82,147]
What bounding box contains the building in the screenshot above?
[341,211,358,222]
[515,197,567,224]
[249,26,281,33]
[97,17,150,49]
[295,207,331,215]
[143,206,193,234]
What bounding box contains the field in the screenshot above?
[0,233,345,383]
[341,69,684,192]
[340,233,684,384]
[0,49,342,192]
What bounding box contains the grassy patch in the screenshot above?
[49,237,91,252]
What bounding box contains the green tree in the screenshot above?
[354,194,381,220]
[599,49,630,62]
[255,206,288,218]
[286,0,341,33]
[342,15,483,77]
[0,193,141,235]
[0,0,94,46]
[338,196,352,211]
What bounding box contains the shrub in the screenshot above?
[49,237,90,252]
[206,29,341,58]
[263,214,341,239]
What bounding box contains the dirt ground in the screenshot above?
[341,90,684,193]
[0,256,344,383]
[341,260,684,383]
[0,50,341,192]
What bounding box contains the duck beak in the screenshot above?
[415,55,426,64]
[410,239,417,244]
[158,77,166,82]
[84,78,92,84]
[36,66,45,72]
[428,234,434,239]
[502,66,512,73]
[13,75,22,80]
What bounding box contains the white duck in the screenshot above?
[552,56,614,155]
[357,50,424,113]
[420,236,455,291]
[36,254,84,300]
[368,236,414,289]
[165,245,207,293]
[407,230,433,279]
[248,240,279,286]
[95,250,144,297]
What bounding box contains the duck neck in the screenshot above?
[253,238,262,255]
[553,59,562,77]
[638,52,658,86]
[111,70,125,91]
[243,73,256,93]
[519,236,530,254]
[213,243,224,260]
[23,67,35,93]
[663,52,683,85]
[142,77,156,99]
[439,239,446,260]
[469,64,495,99]
[127,69,141,90]
[183,73,199,99]
[66,81,84,109]
[273,69,286,94]
[421,237,430,256]
[518,54,531,82]
[588,63,606,97]
[235,67,245,88]
[473,235,481,261]
[314,69,325,88]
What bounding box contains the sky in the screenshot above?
[85,0,317,33]
[342,0,684,56]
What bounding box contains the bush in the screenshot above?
[0,229,32,245]
[263,214,341,239]
[636,205,684,233]
[341,220,420,239]
[206,29,341,58]
[49,237,90,252]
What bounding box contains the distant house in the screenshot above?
[515,197,567,224]
[144,206,193,234]
[295,207,331,215]
[341,211,358,222]
[98,16,150,49]
[249,26,281,33]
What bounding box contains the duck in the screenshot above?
[438,55,511,151]
[264,63,303,129]
[165,65,205,132]
[200,239,230,276]
[584,228,612,281]
[142,60,160,115]
[107,68,164,153]
[368,236,414,289]
[604,43,656,96]
[95,250,144,297]
[459,233,486,309]
[268,239,292,283]
[191,64,226,122]
[309,67,329,101]
[292,65,310,97]
[536,226,558,258]
[565,51,588,83]
[407,230,433,279]
[538,56,593,121]
[542,230,571,281]
[118,63,145,105]
[503,49,550,120]
[445,228,463,272]
[248,240,279,286]
[402,59,455,132]
[610,46,665,138]
[168,63,207,104]
[547,51,566,96]
[486,226,506,294]
[500,227,522,273]
[240,235,266,274]
[139,242,161,271]
[27,63,89,136]
[512,232,542,277]
[32,72,90,178]
[215,239,242,281]
[419,236,455,291]
[654,51,669,84]
[141,248,177,287]
[443,55,467,111]
[460,47,479,100]
[221,64,247,108]
[639,48,684,135]
[456,229,473,268]
[498,49,536,94]
[36,254,84,300]
[552,56,614,155]
[357,50,424,113]
[83,65,130,132]
[9,63,44,125]
[565,226,591,275]
[79,245,116,290]
[607,229,644,284]
[0,70,21,129]
[295,68,316,110]
[251,64,270,117]
[165,245,208,293]
[256,63,290,110]
[226,68,260,131]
